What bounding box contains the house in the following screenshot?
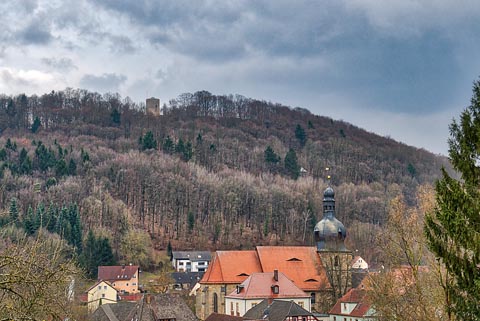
[328,287,376,321]
[172,251,212,272]
[351,256,369,270]
[243,299,320,321]
[225,270,311,316]
[87,280,117,312]
[172,271,205,290]
[98,265,140,294]
[90,293,197,321]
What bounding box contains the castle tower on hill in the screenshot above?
[314,186,353,302]
[146,97,160,116]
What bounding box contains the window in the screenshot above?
[179,262,184,265]
[293,317,297,321]
[334,255,339,267]
[102,294,105,298]
[213,293,218,313]
[230,302,234,316]
[126,283,129,286]
[298,301,304,308]
[236,303,240,316]
[133,283,137,286]
[310,293,316,304]
[302,318,307,321]
[272,285,279,294]
[98,286,101,290]
[198,262,205,265]
[104,286,107,290]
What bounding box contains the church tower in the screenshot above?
[314,186,353,303]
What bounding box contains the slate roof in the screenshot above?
[172,251,212,262]
[226,271,308,299]
[90,294,197,321]
[329,287,372,317]
[244,299,315,321]
[172,271,205,287]
[98,265,139,282]
[201,251,262,284]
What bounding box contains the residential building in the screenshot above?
[225,270,311,316]
[172,251,212,272]
[97,265,140,294]
[351,256,369,270]
[329,287,376,321]
[244,299,320,321]
[87,280,117,312]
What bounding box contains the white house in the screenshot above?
[225,270,311,317]
[351,256,369,270]
[172,251,211,272]
[329,287,376,321]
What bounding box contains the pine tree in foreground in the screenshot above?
[425,78,480,321]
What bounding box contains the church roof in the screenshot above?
[200,250,262,284]
[200,247,330,291]
[256,246,330,291]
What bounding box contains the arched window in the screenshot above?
[310,292,316,304]
[213,293,218,313]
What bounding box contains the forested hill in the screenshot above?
[0,89,450,267]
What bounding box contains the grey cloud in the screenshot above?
[41,57,77,72]
[19,20,53,45]
[80,73,127,93]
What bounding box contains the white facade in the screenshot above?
[225,297,311,316]
[172,251,211,272]
[351,256,369,270]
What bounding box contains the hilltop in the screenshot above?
[0,89,450,266]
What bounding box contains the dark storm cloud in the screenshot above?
[80,73,127,93]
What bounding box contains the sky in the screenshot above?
[1,1,480,155]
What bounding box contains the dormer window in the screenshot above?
[236,285,244,294]
[287,257,301,261]
[271,285,279,294]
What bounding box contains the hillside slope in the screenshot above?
[0,89,450,265]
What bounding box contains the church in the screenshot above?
[195,186,354,320]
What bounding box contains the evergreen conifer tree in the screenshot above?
[284,148,300,179]
[295,124,307,147]
[425,79,480,320]
[9,198,19,226]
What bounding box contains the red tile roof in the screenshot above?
[98,265,139,282]
[226,271,309,299]
[200,251,262,284]
[256,246,329,291]
[201,247,330,292]
[329,287,373,317]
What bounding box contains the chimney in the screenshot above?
[273,269,278,281]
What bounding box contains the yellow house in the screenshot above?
[87,280,118,312]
